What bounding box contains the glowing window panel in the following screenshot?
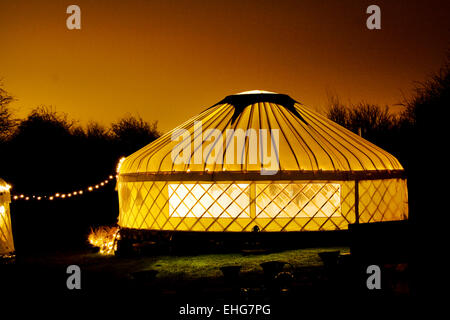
[168,183,250,218]
[0,205,6,230]
[256,183,341,218]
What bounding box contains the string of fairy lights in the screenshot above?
[9,157,126,202]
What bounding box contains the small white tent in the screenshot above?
[0,178,14,256]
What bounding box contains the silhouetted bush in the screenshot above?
[0,100,160,252]
[400,59,450,129]
[399,57,449,228]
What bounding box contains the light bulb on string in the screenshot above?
[10,165,119,202]
[116,157,126,174]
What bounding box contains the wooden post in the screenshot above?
[250,182,256,219]
[355,180,359,224]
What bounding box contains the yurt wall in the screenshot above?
[118,177,408,232]
[0,179,15,255]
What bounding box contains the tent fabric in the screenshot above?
[0,178,14,255]
[117,92,408,232]
[120,93,403,174]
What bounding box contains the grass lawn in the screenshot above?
[137,247,349,280]
[14,246,348,281]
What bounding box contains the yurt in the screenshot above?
[0,178,14,256]
[117,91,408,235]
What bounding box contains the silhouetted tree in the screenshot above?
[349,103,395,137]
[400,57,450,129]
[4,107,76,191]
[85,121,111,141]
[13,106,74,141]
[326,95,349,127]
[111,115,160,156]
[326,96,397,150]
[0,86,16,141]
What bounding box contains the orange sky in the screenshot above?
[1,0,449,132]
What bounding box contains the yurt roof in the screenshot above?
[0,178,11,193]
[0,178,9,188]
[119,91,404,181]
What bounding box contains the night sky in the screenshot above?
[1,0,449,132]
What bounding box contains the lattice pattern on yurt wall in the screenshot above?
[168,183,251,218]
[0,194,14,254]
[118,180,357,232]
[118,181,170,230]
[358,178,408,223]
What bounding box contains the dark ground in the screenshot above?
[0,244,411,317]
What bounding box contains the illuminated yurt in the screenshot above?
[0,178,14,255]
[117,91,408,234]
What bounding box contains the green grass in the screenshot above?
[146,247,348,279]
[18,246,349,281]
